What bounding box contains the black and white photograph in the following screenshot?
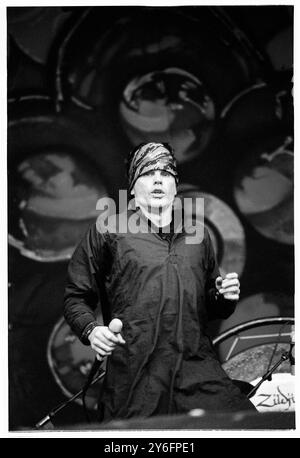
[3,1,297,439]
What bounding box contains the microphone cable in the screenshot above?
[81,356,104,423]
[81,318,123,423]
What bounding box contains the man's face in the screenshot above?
[131,170,177,210]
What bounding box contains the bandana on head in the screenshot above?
[127,142,178,191]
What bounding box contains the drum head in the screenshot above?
[213,317,295,412]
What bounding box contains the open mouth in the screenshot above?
[151,190,165,198]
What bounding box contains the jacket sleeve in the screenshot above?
[63,222,106,345]
[204,227,237,320]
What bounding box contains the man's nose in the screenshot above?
[153,171,162,183]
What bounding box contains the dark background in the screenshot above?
[7,5,294,430]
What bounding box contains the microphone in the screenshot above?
[109,318,123,333]
[95,318,123,361]
[85,318,123,382]
[81,318,124,422]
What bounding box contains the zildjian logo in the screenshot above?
[255,385,295,410]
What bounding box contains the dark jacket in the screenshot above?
[64,208,254,420]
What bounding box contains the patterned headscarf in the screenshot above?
[127,142,178,192]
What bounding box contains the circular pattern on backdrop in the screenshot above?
[57,9,258,106]
[9,150,106,262]
[233,136,293,245]
[221,82,293,145]
[119,67,215,164]
[8,96,111,262]
[265,25,293,72]
[7,7,72,65]
[55,8,263,163]
[177,184,246,276]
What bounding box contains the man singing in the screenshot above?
[64,142,255,422]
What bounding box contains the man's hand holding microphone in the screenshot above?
[88,318,125,361]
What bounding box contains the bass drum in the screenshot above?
[213,317,295,413]
[47,314,104,410]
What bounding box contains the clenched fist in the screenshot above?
[215,272,240,301]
